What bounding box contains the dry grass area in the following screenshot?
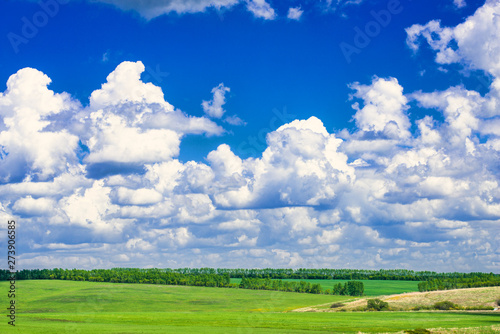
[332,286,500,312]
[428,325,500,333]
[294,287,500,313]
[356,325,500,334]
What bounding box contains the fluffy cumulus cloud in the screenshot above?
[208,117,354,209]
[2,1,500,272]
[406,0,500,77]
[83,61,222,173]
[0,68,80,183]
[349,77,411,140]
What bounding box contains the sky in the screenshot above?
[0,0,499,272]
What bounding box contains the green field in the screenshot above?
[1,280,499,333]
[230,278,420,296]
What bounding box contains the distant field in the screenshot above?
[1,280,499,333]
[230,278,420,296]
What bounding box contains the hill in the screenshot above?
[299,286,500,312]
[1,280,499,333]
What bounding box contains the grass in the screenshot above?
[0,280,498,333]
[2,280,346,314]
[335,286,500,312]
[230,278,420,296]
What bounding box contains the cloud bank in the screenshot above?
[1,1,500,272]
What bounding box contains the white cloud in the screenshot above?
[207,143,243,177]
[287,6,303,20]
[126,238,155,251]
[202,83,230,119]
[245,0,276,20]
[84,61,222,166]
[2,14,500,271]
[211,117,355,209]
[153,227,193,247]
[55,0,366,20]
[95,0,240,19]
[412,86,482,145]
[59,180,130,235]
[90,61,171,109]
[218,218,261,232]
[12,196,56,216]
[86,112,181,164]
[142,109,224,136]
[406,1,500,77]
[0,68,80,182]
[111,187,163,206]
[350,77,411,139]
[316,227,343,244]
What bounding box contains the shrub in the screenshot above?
[405,329,431,334]
[367,298,389,311]
[352,306,367,312]
[433,301,460,310]
[496,298,500,306]
[464,305,494,310]
[330,303,344,309]
[411,305,432,311]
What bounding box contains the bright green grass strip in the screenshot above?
[0,280,498,334]
[230,278,420,296]
[0,280,349,314]
[2,312,500,333]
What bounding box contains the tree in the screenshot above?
[367,299,389,311]
[346,281,364,296]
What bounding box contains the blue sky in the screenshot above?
[0,0,499,272]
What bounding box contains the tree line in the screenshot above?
[418,274,500,292]
[2,268,498,293]
[0,268,364,296]
[238,277,364,296]
[166,268,499,281]
[0,268,231,287]
[2,268,498,282]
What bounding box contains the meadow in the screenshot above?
[1,280,499,333]
[230,278,420,296]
